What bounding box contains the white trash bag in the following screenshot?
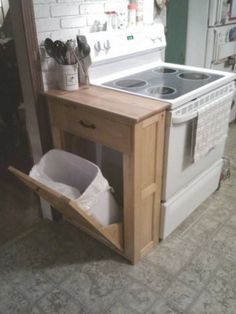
[29,149,120,226]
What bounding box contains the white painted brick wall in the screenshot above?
[34,5,50,18]
[86,14,107,26]
[61,16,86,28]
[33,0,128,44]
[51,28,79,41]
[36,18,60,32]
[57,0,82,2]
[33,0,164,90]
[79,3,105,15]
[34,0,56,4]
[50,4,79,17]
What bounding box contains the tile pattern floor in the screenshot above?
[0,123,236,314]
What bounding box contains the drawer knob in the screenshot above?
[79,120,96,129]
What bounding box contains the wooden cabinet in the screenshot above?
[9,86,168,264]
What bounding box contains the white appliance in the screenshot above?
[84,23,236,239]
[185,0,236,122]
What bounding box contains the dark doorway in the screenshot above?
[0,1,41,246]
[165,0,189,64]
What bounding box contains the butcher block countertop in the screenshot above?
[45,85,170,125]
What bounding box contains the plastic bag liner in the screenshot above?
[29,149,120,226]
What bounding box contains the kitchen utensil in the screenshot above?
[53,40,68,65]
[45,38,62,64]
[76,35,91,85]
[66,39,90,85]
[66,40,77,65]
[76,35,91,58]
[66,40,84,73]
[44,38,54,58]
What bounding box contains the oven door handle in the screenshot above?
[172,111,198,125]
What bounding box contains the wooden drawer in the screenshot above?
[49,100,131,153]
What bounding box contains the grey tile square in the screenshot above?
[190,291,236,314]
[38,287,84,314]
[216,258,236,285]
[190,276,236,314]
[10,270,54,304]
[0,281,29,314]
[29,306,44,314]
[206,273,236,297]
[146,238,198,275]
[208,225,234,250]
[202,190,236,213]
[0,247,20,283]
[164,280,198,312]
[42,247,88,284]
[208,225,236,261]
[171,203,208,238]
[147,298,184,314]
[178,250,219,290]
[224,233,236,261]
[106,302,137,314]
[120,281,157,314]
[201,204,232,223]
[0,223,69,275]
[125,260,170,293]
[180,216,220,245]
[61,260,127,314]
[220,180,236,195]
[226,214,236,228]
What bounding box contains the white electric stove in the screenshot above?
[84,24,236,239]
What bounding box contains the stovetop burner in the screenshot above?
[102,66,223,100]
[147,86,176,96]
[115,79,147,89]
[153,67,177,74]
[179,72,210,80]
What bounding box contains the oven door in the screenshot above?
[162,84,234,202]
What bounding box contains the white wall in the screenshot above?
[33,0,130,89]
[33,0,129,45]
[33,0,166,90]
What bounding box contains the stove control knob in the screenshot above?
[94,41,102,52]
[104,40,111,51]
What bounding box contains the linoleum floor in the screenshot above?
[0,123,236,314]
